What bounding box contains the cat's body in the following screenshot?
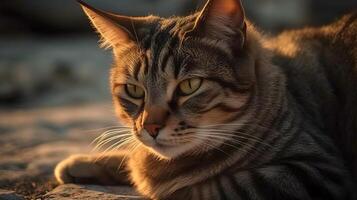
[55,0,357,199]
[268,13,357,182]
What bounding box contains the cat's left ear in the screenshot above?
[188,0,246,48]
[77,0,154,50]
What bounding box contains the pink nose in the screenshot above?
[144,124,162,139]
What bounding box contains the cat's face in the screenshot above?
[79,0,255,159]
[111,36,252,158]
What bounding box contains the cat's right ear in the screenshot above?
[77,0,150,50]
[187,0,246,49]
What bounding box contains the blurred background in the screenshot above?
[0,0,356,199]
[0,0,356,108]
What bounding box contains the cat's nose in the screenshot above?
[144,124,162,139]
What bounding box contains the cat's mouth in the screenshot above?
[135,132,199,158]
[140,137,178,148]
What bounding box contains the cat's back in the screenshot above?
[328,12,357,61]
[268,12,356,67]
[266,12,357,182]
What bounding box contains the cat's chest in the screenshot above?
[127,153,181,199]
[126,148,249,199]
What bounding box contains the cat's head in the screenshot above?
[79,0,259,159]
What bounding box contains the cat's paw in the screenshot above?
[55,154,116,185]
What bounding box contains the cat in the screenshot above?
[55,0,357,199]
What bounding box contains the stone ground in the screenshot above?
[0,37,143,199]
[0,103,144,200]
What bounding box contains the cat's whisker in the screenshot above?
[110,136,136,151]
[90,129,131,148]
[198,122,278,132]
[80,125,131,133]
[198,123,248,128]
[195,129,273,148]
[196,131,271,153]
[91,130,131,145]
[193,134,256,156]
[87,127,133,146]
[96,128,132,138]
[98,137,136,157]
[93,137,132,152]
[198,132,266,156]
[195,128,270,144]
[190,136,231,156]
[199,123,285,137]
[93,134,132,151]
[201,133,273,154]
[117,141,142,171]
[92,133,132,149]
[94,131,132,142]
[195,127,267,142]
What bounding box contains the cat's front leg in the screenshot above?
[55,152,131,185]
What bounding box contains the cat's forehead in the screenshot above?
[112,16,236,88]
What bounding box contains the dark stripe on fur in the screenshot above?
[228,176,251,200]
[160,37,179,72]
[133,61,141,80]
[149,23,176,74]
[284,162,338,200]
[215,178,228,200]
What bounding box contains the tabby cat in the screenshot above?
[55,0,357,199]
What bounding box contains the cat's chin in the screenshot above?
[141,141,199,160]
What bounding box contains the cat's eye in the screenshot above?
[125,84,145,99]
[179,78,202,96]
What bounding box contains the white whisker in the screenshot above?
[93,134,132,150]
[91,130,131,145]
[196,129,273,147]
[193,134,255,156]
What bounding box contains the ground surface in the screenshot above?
[0,37,143,199]
[0,103,143,200]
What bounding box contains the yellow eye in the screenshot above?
[125,84,144,99]
[179,78,202,96]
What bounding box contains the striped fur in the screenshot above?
[55,1,357,199]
